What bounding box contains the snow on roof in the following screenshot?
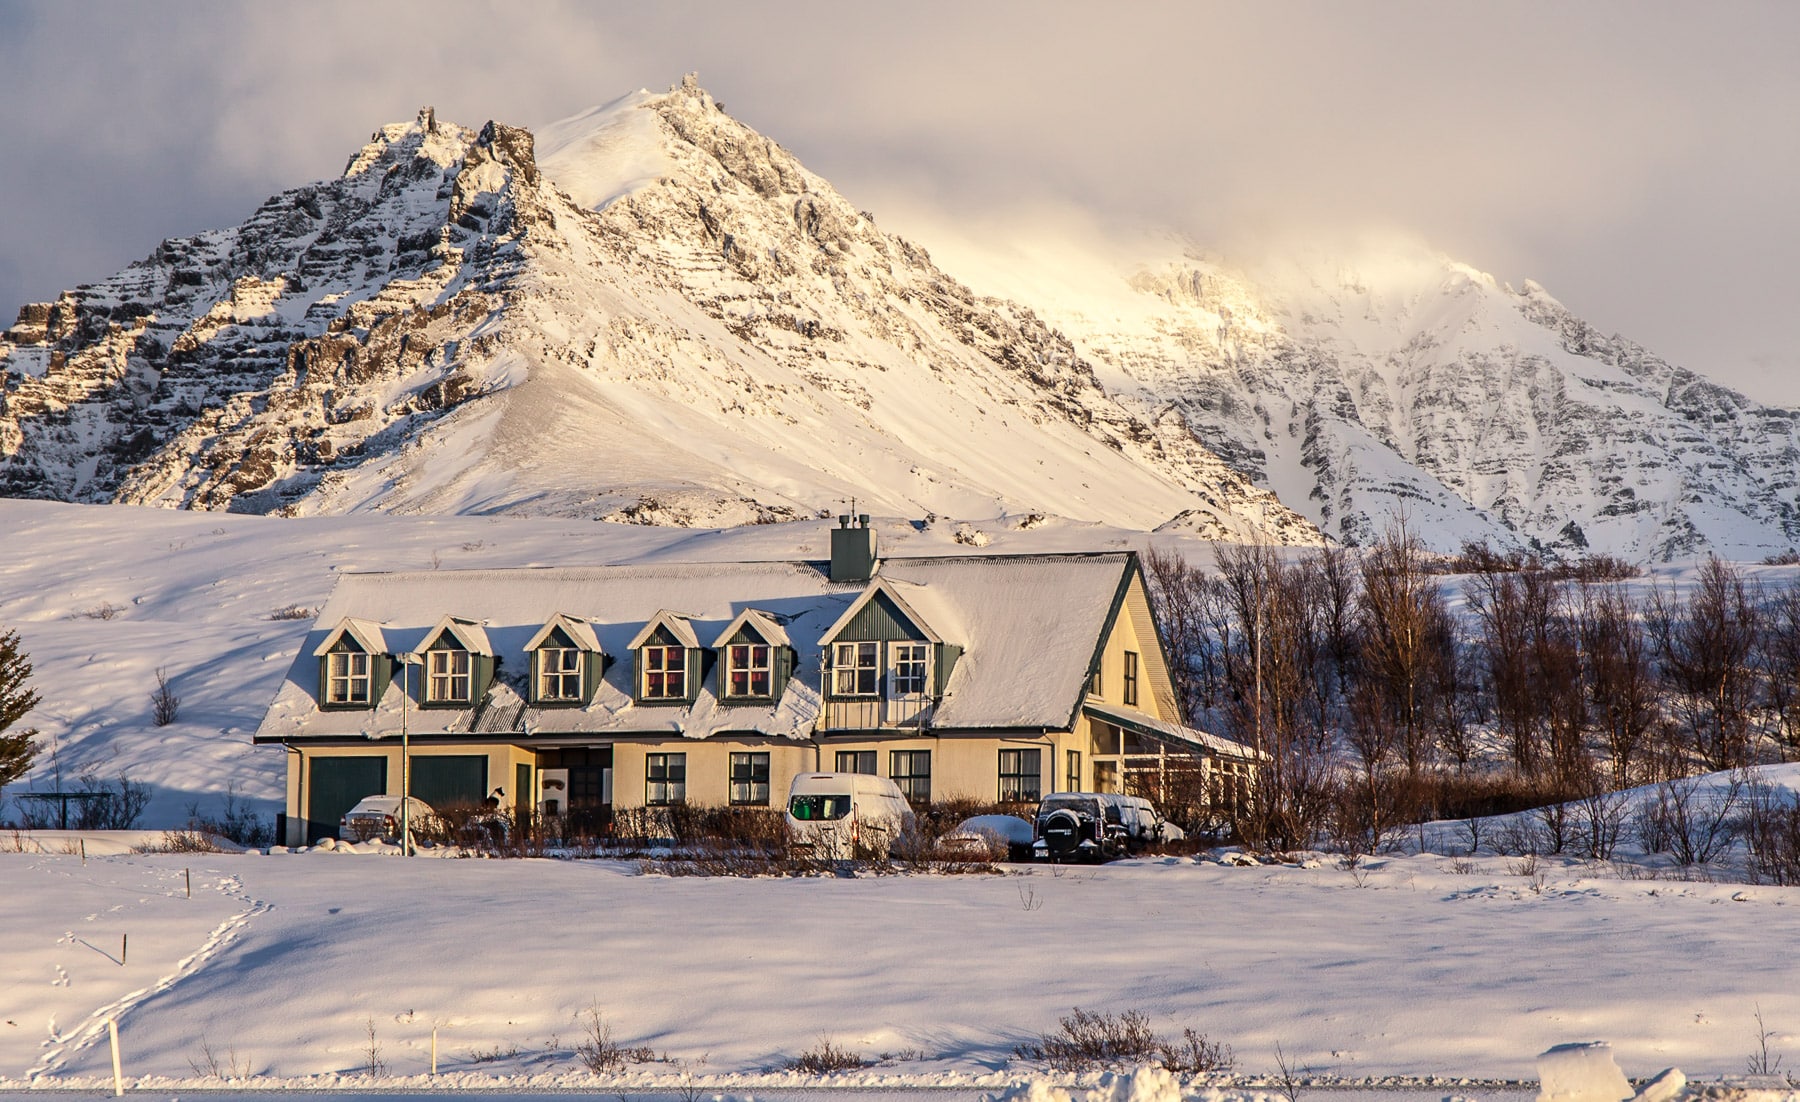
[627,609,701,650]
[523,612,601,653]
[710,607,790,648]
[818,577,947,645]
[1083,700,1262,760]
[310,617,387,658]
[418,614,493,656]
[257,552,1134,742]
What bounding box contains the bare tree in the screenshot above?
[1578,582,1656,785]
[1353,520,1454,776]
[1759,575,1800,754]
[1648,557,1762,769]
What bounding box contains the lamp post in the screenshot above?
[396,652,421,856]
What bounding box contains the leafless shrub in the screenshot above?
[1762,550,1800,566]
[77,601,123,620]
[1016,1008,1163,1072]
[1572,785,1631,861]
[267,605,317,621]
[1742,782,1800,886]
[58,769,150,830]
[132,829,221,854]
[788,1036,870,1074]
[1508,853,1540,878]
[1636,773,1743,866]
[150,667,180,726]
[574,1002,653,1074]
[184,785,273,847]
[466,1042,523,1063]
[1158,1027,1235,1074]
[187,1034,253,1079]
[1747,1004,1787,1077]
[1272,1041,1305,1102]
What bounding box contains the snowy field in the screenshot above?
[6,502,1800,1093]
[2,843,1798,1091]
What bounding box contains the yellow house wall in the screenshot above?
[280,741,536,846]
[610,739,815,811]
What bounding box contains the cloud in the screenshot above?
[2,1,1796,401]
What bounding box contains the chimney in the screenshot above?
[830,513,878,583]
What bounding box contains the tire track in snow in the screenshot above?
[27,863,270,1081]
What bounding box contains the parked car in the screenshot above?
[338,795,440,844]
[785,772,916,858]
[938,814,1035,861]
[1031,792,1178,862]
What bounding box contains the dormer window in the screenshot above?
[313,617,390,711]
[525,614,601,707]
[326,649,371,705]
[892,643,929,696]
[727,643,772,698]
[414,615,494,709]
[642,645,687,699]
[537,646,582,701]
[426,648,472,703]
[833,642,880,696]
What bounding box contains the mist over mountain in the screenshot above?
[2,76,1794,560]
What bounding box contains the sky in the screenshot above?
[2,1,1797,402]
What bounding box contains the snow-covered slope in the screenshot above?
[946,234,1800,560]
[0,79,1311,545]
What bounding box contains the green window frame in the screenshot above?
[1123,651,1139,707]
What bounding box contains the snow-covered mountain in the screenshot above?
[0,77,1310,545]
[945,236,1800,561]
[5,76,1796,560]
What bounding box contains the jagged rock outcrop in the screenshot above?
[0,79,1312,544]
[1037,253,1800,560]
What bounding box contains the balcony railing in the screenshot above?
[821,696,934,731]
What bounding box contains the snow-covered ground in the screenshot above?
[6,500,1800,1092]
[4,844,1798,1091]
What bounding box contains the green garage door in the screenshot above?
[411,755,487,810]
[308,756,387,844]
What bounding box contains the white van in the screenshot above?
[784,772,916,858]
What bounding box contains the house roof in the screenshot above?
[819,578,947,645]
[311,617,388,658]
[256,553,1137,743]
[418,614,494,656]
[1083,701,1262,760]
[710,607,790,649]
[523,612,601,653]
[627,609,700,651]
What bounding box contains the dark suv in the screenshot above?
[1031,792,1178,862]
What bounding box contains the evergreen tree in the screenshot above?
[0,628,41,789]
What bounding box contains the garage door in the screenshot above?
[411,755,487,810]
[308,756,387,844]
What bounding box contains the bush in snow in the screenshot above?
[1015,1008,1232,1075]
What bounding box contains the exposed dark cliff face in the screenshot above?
[0,81,1313,544]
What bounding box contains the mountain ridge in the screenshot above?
[4,76,1795,560]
